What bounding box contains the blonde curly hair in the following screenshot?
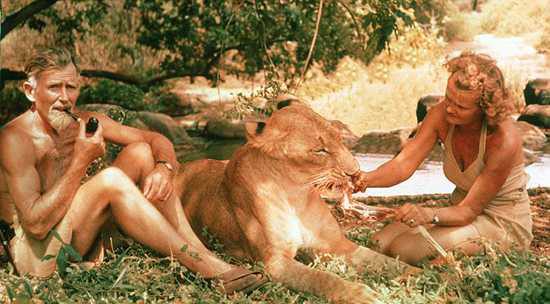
[445,51,513,126]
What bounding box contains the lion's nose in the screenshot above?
[347,169,361,177]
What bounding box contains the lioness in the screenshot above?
[176,102,412,303]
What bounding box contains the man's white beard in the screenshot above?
[48,109,74,132]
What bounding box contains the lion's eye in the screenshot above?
[314,148,329,156]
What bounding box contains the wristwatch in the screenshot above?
[156,160,174,172]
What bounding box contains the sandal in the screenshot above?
[215,267,268,294]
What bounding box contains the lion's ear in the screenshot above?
[244,120,266,140]
[275,94,302,109]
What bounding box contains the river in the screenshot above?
[354,153,550,197]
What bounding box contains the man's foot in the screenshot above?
[215,267,268,294]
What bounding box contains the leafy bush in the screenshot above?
[77,79,190,115]
[0,86,31,126]
[77,79,146,111]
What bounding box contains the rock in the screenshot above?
[353,128,415,155]
[523,79,550,106]
[416,95,443,123]
[518,104,550,129]
[78,103,203,161]
[513,121,547,151]
[135,111,195,145]
[175,113,210,133]
[205,117,246,139]
[330,120,359,149]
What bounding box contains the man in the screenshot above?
[0,48,265,293]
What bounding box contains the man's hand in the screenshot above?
[394,203,433,228]
[351,171,369,193]
[73,119,105,165]
[142,165,173,203]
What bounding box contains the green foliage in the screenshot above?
[77,79,189,115]
[1,230,547,303]
[26,0,110,47]
[0,86,30,126]
[120,0,416,82]
[41,230,83,279]
[77,79,147,111]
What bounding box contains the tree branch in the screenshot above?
[296,0,324,89]
[0,68,210,90]
[1,0,59,41]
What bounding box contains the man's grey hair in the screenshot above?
[24,47,80,81]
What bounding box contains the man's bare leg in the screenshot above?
[67,167,232,278]
[112,143,211,241]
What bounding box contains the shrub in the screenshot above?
[77,79,146,111]
[0,86,31,126]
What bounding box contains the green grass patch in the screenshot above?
[2,228,548,303]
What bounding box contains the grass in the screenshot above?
[1,220,548,303]
[2,190,549,303]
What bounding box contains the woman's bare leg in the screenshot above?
[377,223,485,265]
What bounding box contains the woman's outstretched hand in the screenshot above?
[351,171,369,193]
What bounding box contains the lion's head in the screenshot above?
[242,101,359,197]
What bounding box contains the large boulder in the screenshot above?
[416,95,443,123]
[353,128,414,155]
[523,79,550,106]
[518,104,550,129]
[330,120,359,149]
[79,103,199,149]
[204,117,246,139]
[134,111,195,145]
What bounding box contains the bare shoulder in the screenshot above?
[485,119,523,166]
[423,102,450,141]
[0,118,36,171]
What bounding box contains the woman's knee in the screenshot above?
[386,235,431,265]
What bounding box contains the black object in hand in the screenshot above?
[86,117,99,134]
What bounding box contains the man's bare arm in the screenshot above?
[0,122,104,239]
[89,112,178,171]
[88,112,178,201]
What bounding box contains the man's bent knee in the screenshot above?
[95,167,135,192]
[119,142,154,162]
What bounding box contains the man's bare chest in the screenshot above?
[34,134,76,190]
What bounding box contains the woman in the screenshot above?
[353,52,533,265]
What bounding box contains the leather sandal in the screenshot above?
[215,267,268,294]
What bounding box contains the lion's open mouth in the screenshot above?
[308,170,353,201]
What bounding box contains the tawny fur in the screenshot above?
[175,104,413,303]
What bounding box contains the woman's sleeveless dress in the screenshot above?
[442,120,533,248]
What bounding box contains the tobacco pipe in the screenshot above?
[85,117,99,134]
[63,109,98,134]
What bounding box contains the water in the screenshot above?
[184,137,549,196]
[354,153,550,197]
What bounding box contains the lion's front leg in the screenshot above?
[265,255,382,304]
